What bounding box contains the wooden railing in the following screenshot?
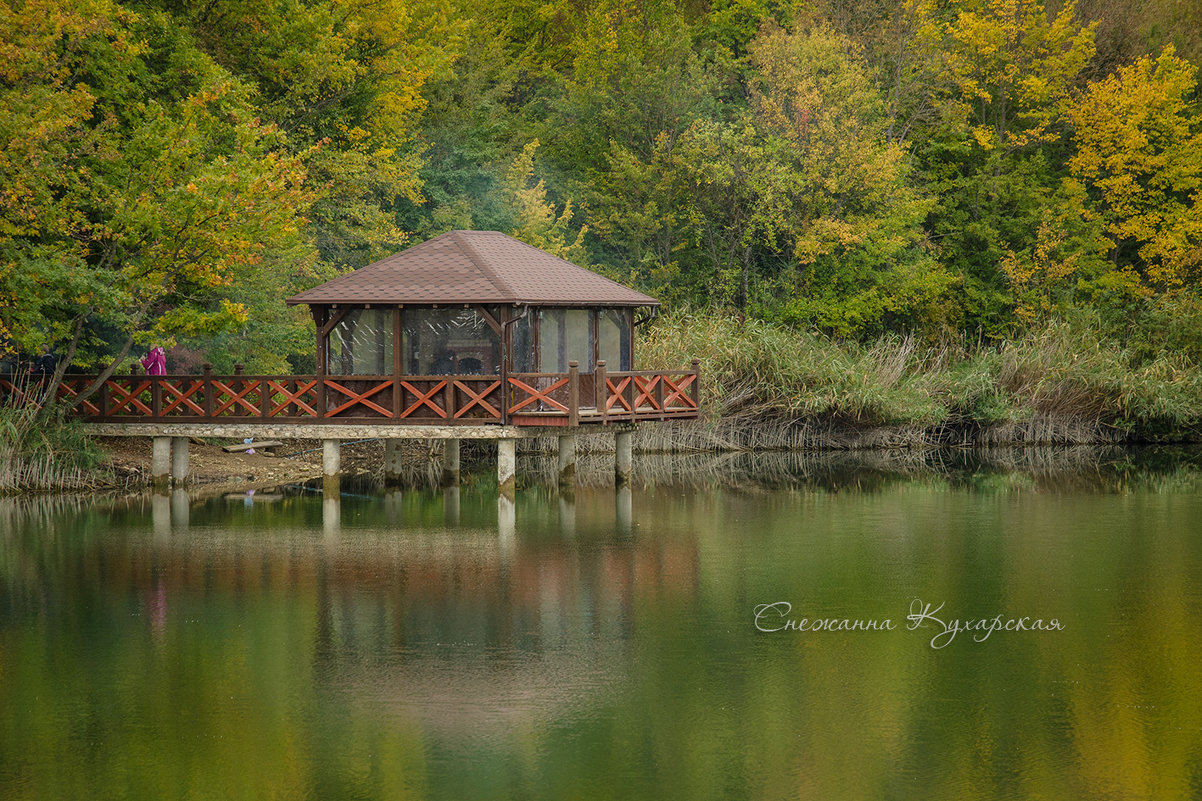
[0,359,700,426]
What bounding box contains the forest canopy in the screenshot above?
[1,0,1200,375]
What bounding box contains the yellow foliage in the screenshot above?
[931,0,1095,151]
[1067,46,1202,291]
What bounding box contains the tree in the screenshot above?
[907,0,1096,332]
[742,24,949,333]
[1065,46,1202,293]
[0,1,317,409]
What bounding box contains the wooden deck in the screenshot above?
[1,363,700,428]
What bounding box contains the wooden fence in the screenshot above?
[0,360,701,427]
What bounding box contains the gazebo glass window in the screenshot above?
[539,309,592,371]
[597,308,631,370]
[327,309,392,375]
[403,307,500,375]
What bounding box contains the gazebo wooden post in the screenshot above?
[595,360,608,422]
[314,307,327,419]
[202,363,215,418]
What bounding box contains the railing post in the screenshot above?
[202,363,215,418]
[567,361,579,427]
[151,376,162,418]
[595,360,607,423]
[99,379,109,418]
[654,373,665,420]
[260,378,271,419]
[691,359,701,410]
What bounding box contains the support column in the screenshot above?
[171,436,190,484]
[557,434,576,489]
[442,438,461,486]
[151,436,172,490]
[615,430,633,487]
[384,439,404,487]
[497,438,516,498]
[322,439,341,495]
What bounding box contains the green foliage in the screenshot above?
[1,0,1201,434]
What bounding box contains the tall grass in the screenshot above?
[639,310,1202,446]
[0,406,110,493]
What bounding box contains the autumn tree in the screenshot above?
[1065,46,1202,294]
[0,1,318,406]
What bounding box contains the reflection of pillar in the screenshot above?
[616,485,632,536]
[384,439,403,487]
[151,436,172,489]
[558,494,576,536]
[557,434,576,489]
[323,494,340,537]
[171,437,189,484]
[384,489,404,526]
[442,438,460,486]
[444,485,461,527]
[497,438,516,497]
[615,430,633,487]
[322,439,341,494]
[170,488,190,529]
[497,494,516,547]
[152,492,171,537]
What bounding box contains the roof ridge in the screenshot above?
[450,231,517,302]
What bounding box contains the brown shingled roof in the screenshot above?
[286,230,659,307]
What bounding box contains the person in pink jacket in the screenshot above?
[141,346,166,375]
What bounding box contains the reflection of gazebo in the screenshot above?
[288,229,652,381]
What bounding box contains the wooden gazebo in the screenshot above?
[284,230,698,427]
[9,231,700,491]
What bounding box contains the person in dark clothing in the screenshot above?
[431,348,456,375]
[31,347,56,377]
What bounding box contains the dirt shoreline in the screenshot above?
[100,437,330,495]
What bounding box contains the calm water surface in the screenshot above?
[3,449,1202,800]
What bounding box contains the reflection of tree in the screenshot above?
[4,468,1202,799]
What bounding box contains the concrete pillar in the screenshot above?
[497,439,516,497]
[557,434,576,489]
[151,436,172,489]
[322,439,341,495]
[616,485,633,537]
[171,437,190,484]
[170,488,190,530]
[615,430,633,487]
[384,439,404,487]
[442,438,461,486]
[443,486,461,527]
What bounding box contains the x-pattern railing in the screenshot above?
[1,365,699,424]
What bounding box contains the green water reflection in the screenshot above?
[3,448,1202,800]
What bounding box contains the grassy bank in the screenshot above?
[0,408,113,493]
[637,310,1202,448]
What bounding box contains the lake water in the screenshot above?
[3,448,1202,800]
